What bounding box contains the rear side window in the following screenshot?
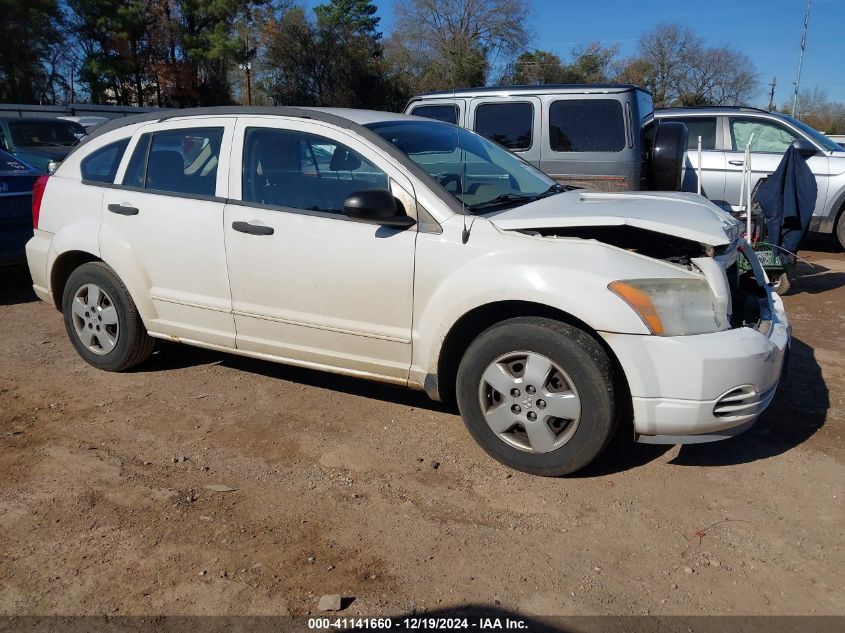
[474,102,533,151]
[122,127,224,196]
[81,139,129,183]
[241,127,388,215]
[410,104,459,125]
[671,117,717,150]
[549,99,625,152]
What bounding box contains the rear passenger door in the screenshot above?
[101,118,236,347]
[469,98,541,167]
[662,116,726,202]
[223,117,417,381]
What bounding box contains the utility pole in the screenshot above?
[791,1,812,117]
[767,77,776,111]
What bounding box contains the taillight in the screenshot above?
[32,175,49,229]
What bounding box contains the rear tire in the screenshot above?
[62,262,154,371]
[456,317,616,476]
[836,211,845,251]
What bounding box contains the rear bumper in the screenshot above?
[600,292,790,444]
[25,230,53,303]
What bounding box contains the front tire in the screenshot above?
[456,317,617,476]
[62,262,154,371]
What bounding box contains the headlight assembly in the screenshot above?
[608,278,722,336]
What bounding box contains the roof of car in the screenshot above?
[77,106,418,147]
[411,84,647,99]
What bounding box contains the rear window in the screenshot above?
[122,127,223,197]
[671,117,717,150]
[474,102,533,151]
[410,104,459,125]
[548,99,625,152]
[7,120,86,147]
[81,139,129,183]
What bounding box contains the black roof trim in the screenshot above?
[414,83,648,97]
[656,105,771,114]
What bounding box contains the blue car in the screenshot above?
[0,150,41,267]
[0,117,86,172]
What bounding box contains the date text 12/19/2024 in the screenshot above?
[307,617,529,630]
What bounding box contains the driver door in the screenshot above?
[223,117,418,381]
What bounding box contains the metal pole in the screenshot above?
[792,1,812,117]
[246,64,252,106]
[767,77,776,111]
[697,135,702,195]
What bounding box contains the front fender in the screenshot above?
[410,218,696,380]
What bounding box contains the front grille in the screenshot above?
[713,384,777,423]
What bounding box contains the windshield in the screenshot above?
[7,120,86,147]
[365,120,561,212]
[783,115,844,152]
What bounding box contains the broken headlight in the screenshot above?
[608,278,721,336]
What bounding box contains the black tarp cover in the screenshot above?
[756,146,817,253]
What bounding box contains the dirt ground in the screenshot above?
[1,245,843,620]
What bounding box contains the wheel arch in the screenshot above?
[433,300,632,411]
[50,250,102,310]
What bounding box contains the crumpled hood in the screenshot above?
[487,191,740,246]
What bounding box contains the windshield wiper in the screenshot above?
[467,193,536,212]
[467,183,568,213]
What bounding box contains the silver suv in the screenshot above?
[405,84,689,193]
[654,106,845,249]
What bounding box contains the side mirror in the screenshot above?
[792,138,818,157]
[344,189,416,229]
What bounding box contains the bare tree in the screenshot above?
[621,22,758,107]
[392,0,530,88]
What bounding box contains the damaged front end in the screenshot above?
[487,190,775,334]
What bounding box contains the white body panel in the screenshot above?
[26,108,791,445]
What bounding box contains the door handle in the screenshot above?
[108,203,139,216]
[728,160,745,166]
[232,220,274,236]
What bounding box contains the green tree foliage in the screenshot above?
[0,0,62,102]
[260,0,405,109]
[503,43,619,86]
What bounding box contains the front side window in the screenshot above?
[730,118,796,153]
[549,99,625,152]
[242,128,389,215]
[410,104,459,125]
[671,117,717,151]
[474,102,533,151]
[366,120,559,213]
[122,127,223,196]
[81,139,129,183]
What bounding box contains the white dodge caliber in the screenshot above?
[25,107,790,476]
